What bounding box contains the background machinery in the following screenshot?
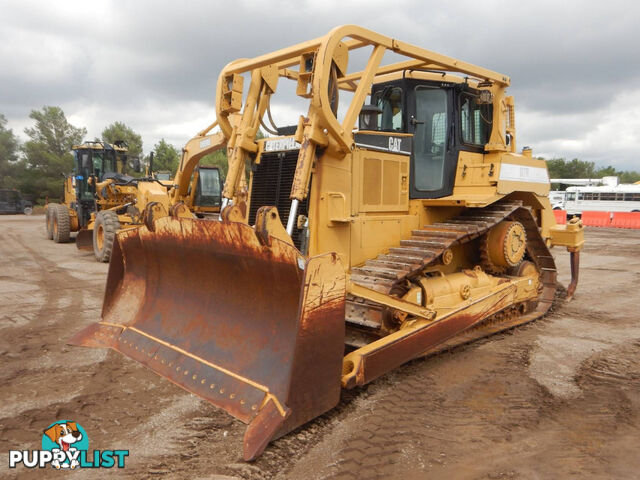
[45,141,170,262]
[45,141,224,261]
[0,188,32,215]
[72,26,584,459]
[148,150,223,217]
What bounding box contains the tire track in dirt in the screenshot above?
[0,230,95,366]
[1,230,87,325]
[302,342,548,480]
[1,219,246,478]
[288,334,640,480]
[3,218,640,479]
[117,384,375,480]
[0,223,113,471]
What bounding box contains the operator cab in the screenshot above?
[359,79,493,199]
[193,166,222,209]
[72,141,130,226]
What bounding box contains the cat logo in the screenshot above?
[388,137,402,153]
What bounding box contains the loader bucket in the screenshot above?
[69,216,346,460]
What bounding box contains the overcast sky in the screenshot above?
[1,0,639,169]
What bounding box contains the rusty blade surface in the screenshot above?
[70,216,346,460]
[75,229,93,250]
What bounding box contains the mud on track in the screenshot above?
[1,217,639,479]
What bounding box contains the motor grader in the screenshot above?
[71,26,584,460]
[45,141,171,262]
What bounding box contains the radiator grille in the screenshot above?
[248,149,309,250]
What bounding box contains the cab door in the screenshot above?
[408,85,458,199]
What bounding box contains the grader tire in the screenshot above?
[93,210,120,263]
[53,204,71,243]
[45,203,58,240]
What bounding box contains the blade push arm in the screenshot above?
[220,66,278,210]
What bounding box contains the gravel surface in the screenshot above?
[1,216,639,479]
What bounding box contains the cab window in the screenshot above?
[92,152,103,173]
[372,87,403,132]
[195,168,222,207]
[460,93,492,146]
[199,169,221,198]
[414,87,448,192]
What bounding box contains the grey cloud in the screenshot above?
[1,0,639,168]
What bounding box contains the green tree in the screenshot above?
[619,171,640,184]
[546,158,597,180]
[22,106,86,201]
[594,165,640,183]
[200,149,228,178]
[0,114,20,188]
[151,139,180,173]
[23,106,86,160]
[546,157,640,189]
[102,121,143,159]
[197,130,266,180]
[594,165,617,177]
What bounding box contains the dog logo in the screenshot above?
[42,421,88,469]
[8,419,128,469]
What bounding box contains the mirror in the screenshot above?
[132,157,142,173]
[358,104,382,130]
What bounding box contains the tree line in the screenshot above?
[2,106,638,203]
[0,106,227,204]
[546,158,640,186]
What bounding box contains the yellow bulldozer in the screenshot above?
[71,26,584,460]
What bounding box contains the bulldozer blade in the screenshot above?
[69,217,346,460]
[75,229,93,250]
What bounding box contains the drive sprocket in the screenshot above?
[480,220,527,274]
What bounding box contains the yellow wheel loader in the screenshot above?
[45,141,171,262]
[71,26,584,460]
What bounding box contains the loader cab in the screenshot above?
[364,79,493,199]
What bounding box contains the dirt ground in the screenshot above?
[1,215,639,479]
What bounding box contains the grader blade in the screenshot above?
[69,217,346,460]
[75,229,93,251]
